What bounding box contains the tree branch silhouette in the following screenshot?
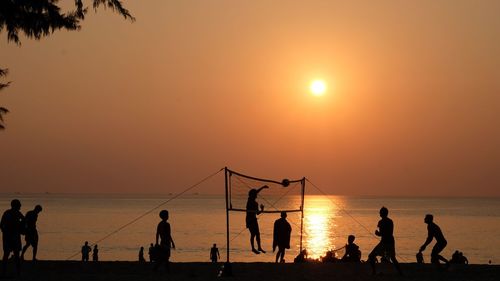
[0,0,134,129]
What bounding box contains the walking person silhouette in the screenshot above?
[154,210,175,272]
[21,205,42,261]
[246,185,269,254]
[419,214,448,265]
[1,199,24,276]
[273,211,292,263]
[368,207,402,275]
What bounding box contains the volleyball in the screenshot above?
[282,179,290,187]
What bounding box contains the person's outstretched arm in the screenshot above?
[256,185,269,194]
[419,228,433,252]
[170,237,175,249]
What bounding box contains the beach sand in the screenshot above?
[4,261,498,281]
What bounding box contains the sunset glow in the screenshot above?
[310,80,326,96]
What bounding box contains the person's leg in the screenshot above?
[256,233,265,252]
[368,243,383,275]
[32,232,39,261]
[279,248,286,263]
[390,254,402,275]
[275,250,279,263]
[2,250,9,276]
[250,232,258,253]
[21,240,31,260]
[12,250,20,276]
[431,243,448,265]
[255,225,265,253]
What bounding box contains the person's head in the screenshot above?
[34,205,43,213]
[213,243,216,247]
[159,210,169,220]
[11,199,21,211]
[281,211,287,219]
[141,246,144,250]
[248,189,258,199]
[379,206,389,218]
[94,245,98,249]
[85,241,88,246]
[150,243,153,247]
[348,235,355,244]
[424,214,433,224]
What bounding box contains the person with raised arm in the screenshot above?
[246,185,269,254]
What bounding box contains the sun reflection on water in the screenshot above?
[303,196,341,259]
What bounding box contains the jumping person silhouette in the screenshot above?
[419,214,448,265]
[273,211,292,263]
[21,205,42,261]
[368,207,402,275]
[246,185,269,254]
[1,199,24,276]
[154,210,175,272]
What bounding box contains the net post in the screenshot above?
[224,167,230,263]
[300,177,306,252]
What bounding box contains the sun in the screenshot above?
[310,80,326,96]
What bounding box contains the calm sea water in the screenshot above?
[0,194,498,264]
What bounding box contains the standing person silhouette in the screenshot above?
[92,245,99,262]
[148,243,154,262]
[419,214,448,265]
[273,211,292,263]
[210,244,220,263]
[154,210,175,272]
[246,185,269,254]
[139,247,145,262]
[368,207,402,275]
[21,205,42,261]
[1,199,24,276]
[81,241,91,262]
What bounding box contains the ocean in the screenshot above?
[0,194,498,264]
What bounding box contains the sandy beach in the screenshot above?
[3,261,497,281]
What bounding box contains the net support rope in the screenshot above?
[65,168,224,260]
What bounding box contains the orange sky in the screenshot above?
[1,1,499,196]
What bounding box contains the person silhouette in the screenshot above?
[246,185,269,254]
[450,250,468,264]
[210,244,220,263]
[139,247,145,262]
[148,243,154,262]
[1,199,24,276]
[21,205,42,261]
[419,214,448,265]
[341,235,361,262]
[81,241,91,262]
[273,211,292,263]
[368,207,402,275]
[154,210,175,272]
[92,245,99,262]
